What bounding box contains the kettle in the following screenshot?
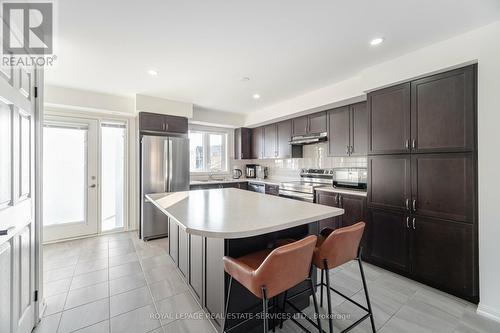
[232,168,243,179]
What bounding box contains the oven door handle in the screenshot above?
[278,189,314,202]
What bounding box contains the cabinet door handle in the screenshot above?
[350,146,353,155]
[412,217,416,230]
[335,194,339,205]
[406,217,409,229]
[411,139,416,150]
[412,199,417,212]
[339,195,343,207]
[346,145,350,155]
[405,198,409,211]
[405,140,409,150]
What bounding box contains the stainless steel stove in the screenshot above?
[279,169,334,202]
[279,167,368,202]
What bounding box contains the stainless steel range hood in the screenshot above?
[289,132,327,145]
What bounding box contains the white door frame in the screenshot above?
[42,116,99,242]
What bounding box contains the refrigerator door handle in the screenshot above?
[168,139,173,192]
[164,138,169,193]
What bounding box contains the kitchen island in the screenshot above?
[146,188,343,332]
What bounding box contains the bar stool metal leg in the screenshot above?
[262,287,269,333]
[320,268,324,307]
[358,251,376,333]
[323,259,334,333]
[308,277,323,332]
[279,290,287,329]
[222,276,233,333]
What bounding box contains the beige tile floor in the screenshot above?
[35,232,500,333]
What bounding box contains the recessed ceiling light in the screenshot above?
[148,69,158,76]
[253,93,261,100]
[370,37,384,46]
[240,77,250,82]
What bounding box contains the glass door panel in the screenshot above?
[42,117,98,242]
[101,123,126,231]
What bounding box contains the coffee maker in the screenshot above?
[245,164,257,178]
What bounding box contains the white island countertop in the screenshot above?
[146,188,344,239]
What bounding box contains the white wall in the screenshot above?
[45,85,135,115]
[191,106,246,128]
[245,21,500,320]
[135,94,193,118]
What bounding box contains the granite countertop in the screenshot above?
[314,186,367,197]
[146,188,343,239]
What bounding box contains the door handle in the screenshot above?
[0,226,15,236]
[406,217,409,229]
[346,145,350,155]
[405,140,409,150]
[412,199,417,212]
[89,184,97,188]
[412,217,416,230]
[405,198,409,211]
[339,195,343,207]
[411,139,416,150]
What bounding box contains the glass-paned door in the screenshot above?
[101,123,126,232]
[42,117,98,242]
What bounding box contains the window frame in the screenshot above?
[189,129,229,174]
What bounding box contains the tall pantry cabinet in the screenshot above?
[365,65,478,303]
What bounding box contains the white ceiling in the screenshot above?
[46,0,500,114]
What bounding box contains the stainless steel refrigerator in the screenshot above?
[140,135,189,240]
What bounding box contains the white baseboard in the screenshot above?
[477,303,500,323]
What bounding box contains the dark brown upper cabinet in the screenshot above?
[411,153,474,223]
[277,120,292,158]
[251,127,264,159]
[368,83,411,154]
[263,124,277,158]
[234,128,252,160]
[410,216,475,299]
[368,65,476,155]
[328,106,350,156]
[367,155,411,212]
[292,116,309,136]
[328,102,367,157]
[308,112,327,134]
[350,102,368,156]
[292,112,326,136]
[139,112,188,133]
[411,66,476,153]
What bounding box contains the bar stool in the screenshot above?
[222,235,322,333]
[313,222,376,333]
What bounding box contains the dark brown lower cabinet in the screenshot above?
[315,191,366,231]
[315,191,342,230]
[411,216,475,299]
[367,209,410,273]
[341,194,366,227]
[366,208,478,302]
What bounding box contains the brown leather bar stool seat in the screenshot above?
[222,235,322,333]
[314,222,376,333]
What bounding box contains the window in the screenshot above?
[189,130,227,173]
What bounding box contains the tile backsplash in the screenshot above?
[232,142,367,179]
